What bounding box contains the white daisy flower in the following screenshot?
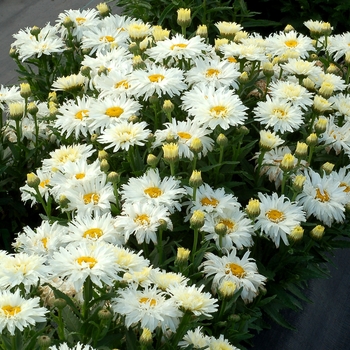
[331,166,350,204]
[254,192,306,247]
[88,95,141,133]
[120,168,186,213]
[312,72,347,92]
[209,334,239,350]
[319,115,350,155]
[42,143,95,173]
[185,57,240,89]
[123,266,153,287]
[115,202,172,244]
[50,241,121,291]
[0,289,47,335]
[253,96,304,133]
[221,40,267,62]
[296,169,349,226]
[66,213,124,245]
[281,58,323,81]
[56,8,100,41]
[51,73,87,93]
[112,284,182,333]
[98,120,151,152]
[64,174,115,216]
[12,221,67,258]
[268,80,314,109]
[202,207,254,250]
[81,24,128,55]
[149,269,189,290]
[112,246,150,273]
[327,32,350,61]
[55,95,93,139]
[128,63,187,100]
[145,33,210,64]
[181,84,247,130]
[329,93,350,119]
[186,183,239,217]
[265,30,314,58]
[49,342,97,350]
[0,252,49,293]
[152,119,214,160]
[178,327,211,349]
[167,283,218,317]
[0,85,21,110]
[201,249,266,303]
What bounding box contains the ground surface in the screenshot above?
[1,2,350,349]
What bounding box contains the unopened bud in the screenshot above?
[30,26,41,36]
[289,225,304,242]
[294,142,308,159]
[100,159,110,173]
[107,171,120,183]
[147,154,158,167]
[306,133,318,146]
[98,149,109,161]
[189,170,203,188]
[189,137,203,154]
[314,117,327,135]
[280,153,295,172]
[216,133,228,147]
[292,174,306,192]
[162,143,179,163]
[176,247,191,264]
[177,8,191,28]
[98,308,113,320]
[20,83,32,99]
[37,335,51,347]
[96,2,111,17]
[196,24,208,38]
[190,210,205,229]
[310,225,325,240]
[140,328,153,345]
[245,198,260,218]
[53,298,67,310]
[321,162,334,175]
[27,173,40,188]
[27,101,39,115]
[218,280,236,299]
[215,223,227,236]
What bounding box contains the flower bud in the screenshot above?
[37,335,51,347]
[177,8,191,28]
[147,154,158,168]
[176,247,191,264]
[53,298,67,310]
[284,24,295,33]
[189,137,203,154]
[189,170,203,188]
[238,71,249,83]
[62,16,74,28]
[292,174,306,192]
[314,117,327,135]
[30,26,41,36]
[321,162,334,175]
[80,65,92,78]
[96,2,111,17]
[306,133,318,146]
[59,195,70,209]
[27,172,40,188]
[294,141,308,159]
[280,153,295,172]
[289,225,304,242]
[140,328,153,345]
[9,102,24,120]
[100,159,110,173]
[162,100,174,114]
[262,61,274,77]
[215,223,227,237]
[196,24,208,39]
[216,133,228,147]
[162,143,179,163]
[128,115,139,123]
[27,101,39,115]
[20,83,32,99]
[152,26,170,41]
[245,198,260,218]
[218,280,236,299]
[98,308,113,320]
[190,210,205,229]
[107,171,120,184]
[310,225,325,240]
[98,149,109,161]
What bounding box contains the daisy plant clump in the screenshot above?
[2,4,350,349]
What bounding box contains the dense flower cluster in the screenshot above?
[0,5,350,350]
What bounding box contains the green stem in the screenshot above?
[82,276,93,321]
[169,161,175,177]
[57,308,66,341]
[191,228,199,264]
[157,228,163,266]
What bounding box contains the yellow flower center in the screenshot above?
[76,256,97,268]
[266,209,285,223]
[285,39,298,48]
[135,214,150,225]
[177,131,192,140]
[100,35,115,42]
[41,237,48,249]
[83,192,100,205]
[210,105,227,117]
[105,106,124,118]
[148,74,165,83]
[75,173,85,180]
[139,297,157,307]
[39,179,50,188]
[200,197,219,207]
[225,263,245,277]
[315,188,330,202]
[83,228,103,239]
[219,219,235,231]
[144,187,162,198]
[206,68,220,77]
[227,56,237,63]
[273,108,287,119]
[2,305,21,316]
[340,182,350,193]
[115,80,129,89]
[75,109,89,120]
[76,17,86,25]
[170,43,188,50]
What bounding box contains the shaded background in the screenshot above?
[1,1,350,349]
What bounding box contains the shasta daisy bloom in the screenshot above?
[120,168,186,213]
[281,58,323,80]
[329,93,350,119]
[56,8,100,41]
[128,63,187,100]
[64,174,115,216]
[312,72,347,92]
[88,94,141,132]
[145,33,210,63]
[209,334,239,350]
[268,80,314,110]
[167,283,218,317]
[50,241,121,291]
[178,327,211,348]
[265,30,314,58]
[0,289,47,335]
[113,246,150,273]
[0,252,49,292]
[187,183,239,217]
[112,284,182,333]
[254,192,306,247]
[12,220,67,258]
[152,119,214,160]
[296,169,349,226]
[80,25,128,55]
[181,85,248,130]
[126,21,152,41]
[42,143,95,173]
[49,342,97,350]
[149,269,189,290]
[20,168,52,206]
[215,21,243,39]
[98,120,151,152]
[304,20,333,37]
[66,213,123,245]
[327,32,350,61]
[330,166,350,204]
[184,57,240,89]
[55,95,92,139]
[123,266,153,287]
[51,73,87,93]
[201,249,266,303]
[114,202,172,244]
[202,207,254,250]
[253,96,304,133]
[0,85,21,110]
[220,41,267,62]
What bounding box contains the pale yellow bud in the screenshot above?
[147,154,158,168]
[152,26,170,41]
[293,174,306,192]
[306,133,318,146]
[189,170,203,188]
[294,142,308,159]
[280,153,295,171]
[9,102,24,120]
[284,24,295,33]
[162,100,174,114]
[140,328,152,345]
[239,71,249,83]
[314,117,327,135]
[310,225,325,240]
[190,210,205,229]
[196,24,208,39]
[313,94,332,113]
[177,8,191,28]
[162,143,179,163]
[318,81,334,99]
[289,225,304,242]
[246,198,260,218]
[189,137,203,154]
[321,162,334,175]
[218,280,236,299]
[96,2,110,17]
[27,172,40,188]
[20,83,32,98]
[176,247,191,263]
